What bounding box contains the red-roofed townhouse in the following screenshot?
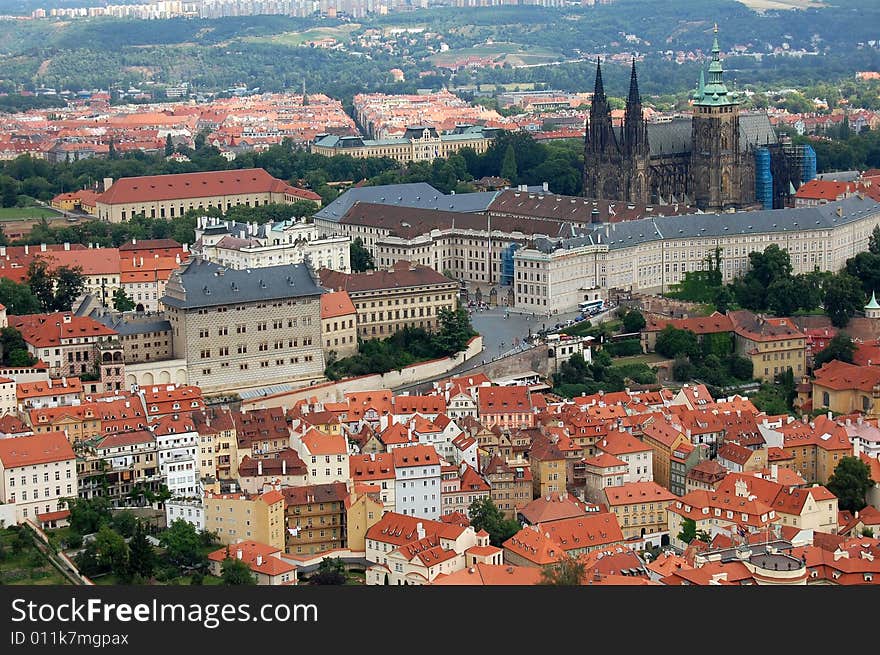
[450,430,478,471]
[641,416,694,496]
[292,428,349,486]
[205,490,287,552]
[208,541,297,586]
[11,312,118,380]
[666,485,780,550]
[0,414,33,438]
[28,403,101,443]
[503,513,626,567]
[483,453,532,520]
[140,384,204,419]
[393,444,441,520]
[16,377,83,411]
[392,395,447,424]
[603,481,677,548]
[477,386,534,430]
[320,290,358,359]
[441,463,490,517]
[281,482,349,556]
[233,406,291,459]
[669,383,717,411]
[0,375,14,417]
[729,310,806,382]
[350,452,396,511]
[344,389,393,432]
[529,435,567,498]
[717,441,767,473]
[121,251,185,312]
[596,429,654,484]
[813,359,880,418]
[237,449,308,495]
[581,452,628,505]
[0,432,77,523]
[843,417,880,460]
[430,562,543,585]
[190,406,237,481]
[364,512,485,585]
[686,459,729,493]
[779,414,853,484]
[150,412,200,498]
[793,537,880,585]
[78,429,159,504]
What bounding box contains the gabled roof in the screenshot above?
[603,481,676,507]
[0,431,74,467]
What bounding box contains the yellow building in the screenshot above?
[603,481,676,544]
[528,437,567,499]
[641,417,691,495]
[204,490,286,552]
[729,310,806,382]
[95,168,321,223]
[191,407,237,481]
[779,414,853,485]
[811,359,880,417]
[345,484,384,553]
[311,125,495,164]
[320,290,359,360]
[28,404,102,443]
[319,261,458,341]
[282,482,348,556]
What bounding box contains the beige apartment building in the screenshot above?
[512,195,880,312]
[320,290,358,359]
[319,261,458,340]
[204,490,286,552]
[95,168,321,223]
[729,311,806,382]
[0,432,77,524]
[161,259,325,394]
[311,125,495,164]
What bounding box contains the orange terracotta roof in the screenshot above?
[300,428,347,456]
[0,431,74,467]
[320,290,356,319]
[603,481,676,506]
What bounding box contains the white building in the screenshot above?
[194,215,351,273]
[0,376,16,416]
[164,498,205,531]
[291,428,349,486]
[392,444,441,520]
[0,432,77,524]
[151,415,200,498]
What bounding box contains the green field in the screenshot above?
[246,24,361,47]
[0,206,61,221]
[430,42,563,67]
[611,353,668,367]
[0,526,71,585]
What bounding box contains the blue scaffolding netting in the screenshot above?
[500,243,520,286]
[755,147,773,210]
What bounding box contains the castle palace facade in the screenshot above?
[584,27,777,211]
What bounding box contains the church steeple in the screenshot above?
[695,24,737,107]
[624,58,648,156]
[586,57,617,154]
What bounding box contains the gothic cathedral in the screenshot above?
[583,26,771,211]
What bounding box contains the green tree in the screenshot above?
[0,327,36,367]
[870,225,880,255]
[349,237,375,272]
[672,354,695,382]
[621,309,646,333]
[655,325,700,359]
[432,306,476,356]
[538,553,585,586]
[823,272,865,328]
[727,355,754,381]
[500,144,518,183]
[110,510,137,538]
[221,557,256,585]
[159,518,204,568]
[826,456,874,513]
[64,496,112,536]
[467,497,521,547]
[112,287,136,312]
[677,517,697,544]
[26,258,56,312]
[94,525,129,576]
[127,522,155,581]
[813,332,856,369]
[309,557,346,585]
[53,265,85,311]
[165,134,174,157]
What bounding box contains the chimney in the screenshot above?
[40,243,46,252]
[256,554,263,566]
[542,181,549,192]
[24,244,29,255]
[258,460,263,476]
[63,242,70,251]
[771,463,778,482]
[236,549,243,560]
[103,177,113,191]
[0,246,5,256]
[416,522,425,540]
[282,459,287,475]
[140,257,144,267]
[183,243,189,252]
[369,452,375,461]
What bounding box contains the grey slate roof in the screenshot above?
[816,170,862,182]
[160,259,322,309]
[314,183,498,222]
[646,112,776,157]
[595,195,880,250]
[89,310,171,336]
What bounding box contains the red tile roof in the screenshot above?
[0,431,74,467]
[391,444,439,468]
[813,359,880,392]
[478,385,532,415]
[319,290,356,320]
[603,481,676,506]
[12,313,117,347]
[97,168,317,205]
[319,260,455,294]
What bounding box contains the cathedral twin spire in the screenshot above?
[586,57,648,155]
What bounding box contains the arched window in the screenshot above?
[822,391,830,407]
